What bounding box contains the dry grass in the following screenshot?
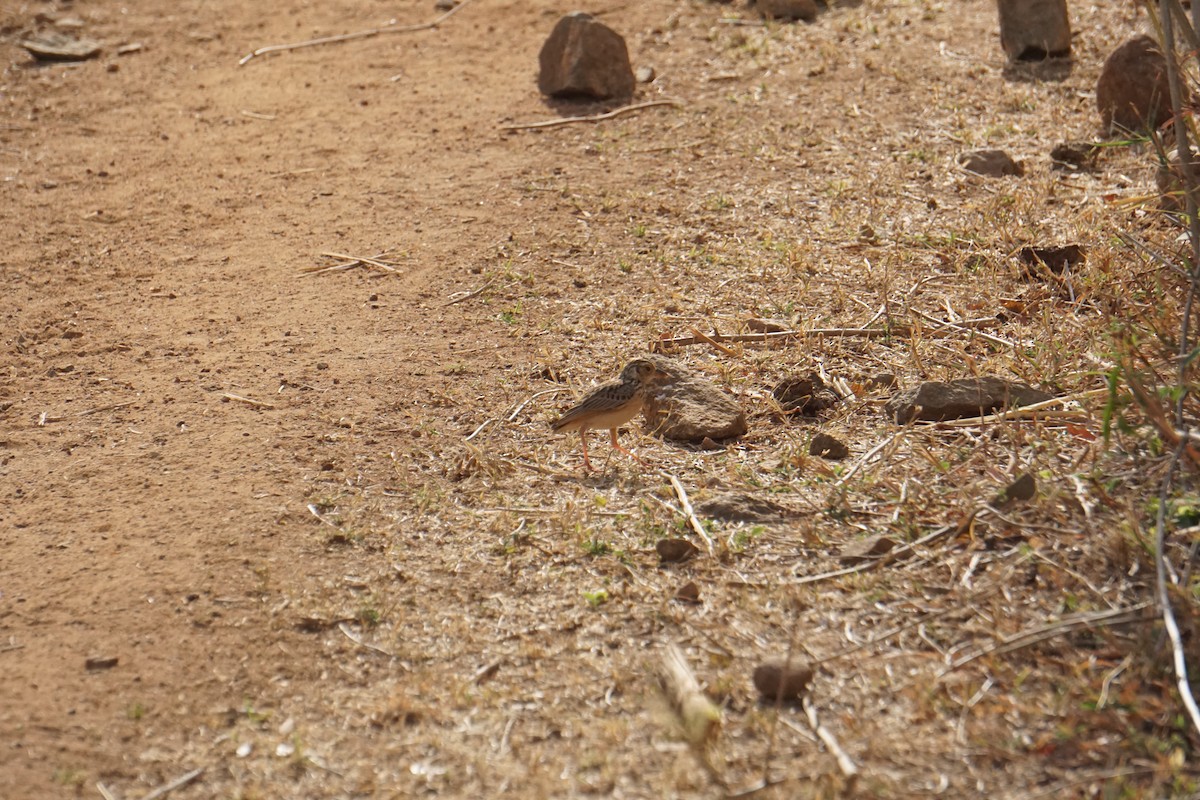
[255,5,1200,797]
[23,1,1200,797]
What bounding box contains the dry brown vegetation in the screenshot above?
[4,0,1200,797]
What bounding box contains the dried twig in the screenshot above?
[802,696,859,783]
[791,509,980,586]
[76,401,135,417]
[505,387,571,422]
[689,326,736,356]
[96,783,120,800]
[221,392,276,409]
[653,316,1003,349]
[500,99,684,132]
[301,251,404,276]
[446,279,496,306]
[664,473,716,557]
[138,767,204,800]
[938,602,1154,677]
[239,0,475,65]
[338,621,396,658]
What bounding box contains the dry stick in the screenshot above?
[1152,0,1200,740]
[922,389,1109,429]
[464,418,495,441]
[909,307,1014,349]
[238,0,475,65]
[445,279,496,306]
[96,782,120,800]
[664,473,716,557]
[500,99,684,132]
[338,621,396,658]
[834,430,905,487]
[688,326,736,356]
[302,251,401,275]
[76,401,135,417]
[802,696,859,783]
[138,767,204,800]
[222,392,276,409]
[320,251,401,270]
[937,602,1155,678]
[505,387,571,422]
[654,317,1003,348]
[790,509,980,586]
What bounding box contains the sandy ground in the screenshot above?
[2,0,1187,798]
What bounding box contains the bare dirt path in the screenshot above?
[3,1,1185,798]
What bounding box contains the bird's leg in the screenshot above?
[610,427,648,466]
[579,429,594,471]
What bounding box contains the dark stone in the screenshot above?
[958,149,1023,177]
[538,13,635,100]
[753,661,814,703]
[756,0,818,22]
[884,377,1054,424]
[997,0,1071,60]
[809,432,849,460]
[992,472,1037,509]
[657,538,700,563]
[695,492,789,523]
[1018,244,1086,277]
[673,581,702,604]
[1050,141,1101,172]
[1096,36,1179,134]
[773,372,838,415]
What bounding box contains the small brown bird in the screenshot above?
[551,359,664,471]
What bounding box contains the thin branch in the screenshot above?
[652,316,1003,349]
[138,767,204,800]
[1156,442,1200,733]
[938,602,1155,677]
[500,99,684,132]
[802,697,859,782]
[663,473,716,558]
[239,0,475,65]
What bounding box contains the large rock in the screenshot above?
[538,12,635,101]
[1097,36,1177,134]
[884,377,1053,424]
[997,0,1070,61]
[643,355,748,442]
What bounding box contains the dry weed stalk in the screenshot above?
[1134,0,1200,739]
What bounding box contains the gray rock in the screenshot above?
[756,0,818,22]
[20,33,101,61]
[695,492,789,523]
[997,0,1070,61]
[538,12,635,100]
[958,149,1023,177]
[1097,36,1178,134]
[884,377,1053,424]
[838,534,896,565]
[643,355,748,442]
